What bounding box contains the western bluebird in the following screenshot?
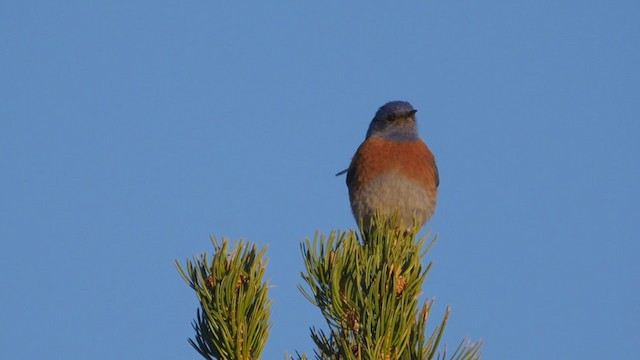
[338,101,439,233]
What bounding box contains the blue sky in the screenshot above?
[1,1,638,359]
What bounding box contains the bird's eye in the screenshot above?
[387,114,396,122]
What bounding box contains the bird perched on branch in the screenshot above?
[338,101,439,233]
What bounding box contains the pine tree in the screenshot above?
[176,217,482,359]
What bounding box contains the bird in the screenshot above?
[338,101,439,234]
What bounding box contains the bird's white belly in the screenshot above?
[350,172,435,229]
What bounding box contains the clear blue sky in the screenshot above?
[1,2,638,359]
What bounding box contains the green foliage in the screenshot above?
[176,237,272,360]
[298,217,482,359]
[176,216,482,360]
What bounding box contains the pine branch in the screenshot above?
[298,216,482,359]
[176,237,272,360]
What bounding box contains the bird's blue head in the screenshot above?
[365,101,419,141]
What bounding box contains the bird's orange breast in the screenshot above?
[347,137,438,192]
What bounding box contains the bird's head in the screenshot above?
[366,101,419,141]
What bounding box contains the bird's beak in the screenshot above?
[408,109,418,116]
